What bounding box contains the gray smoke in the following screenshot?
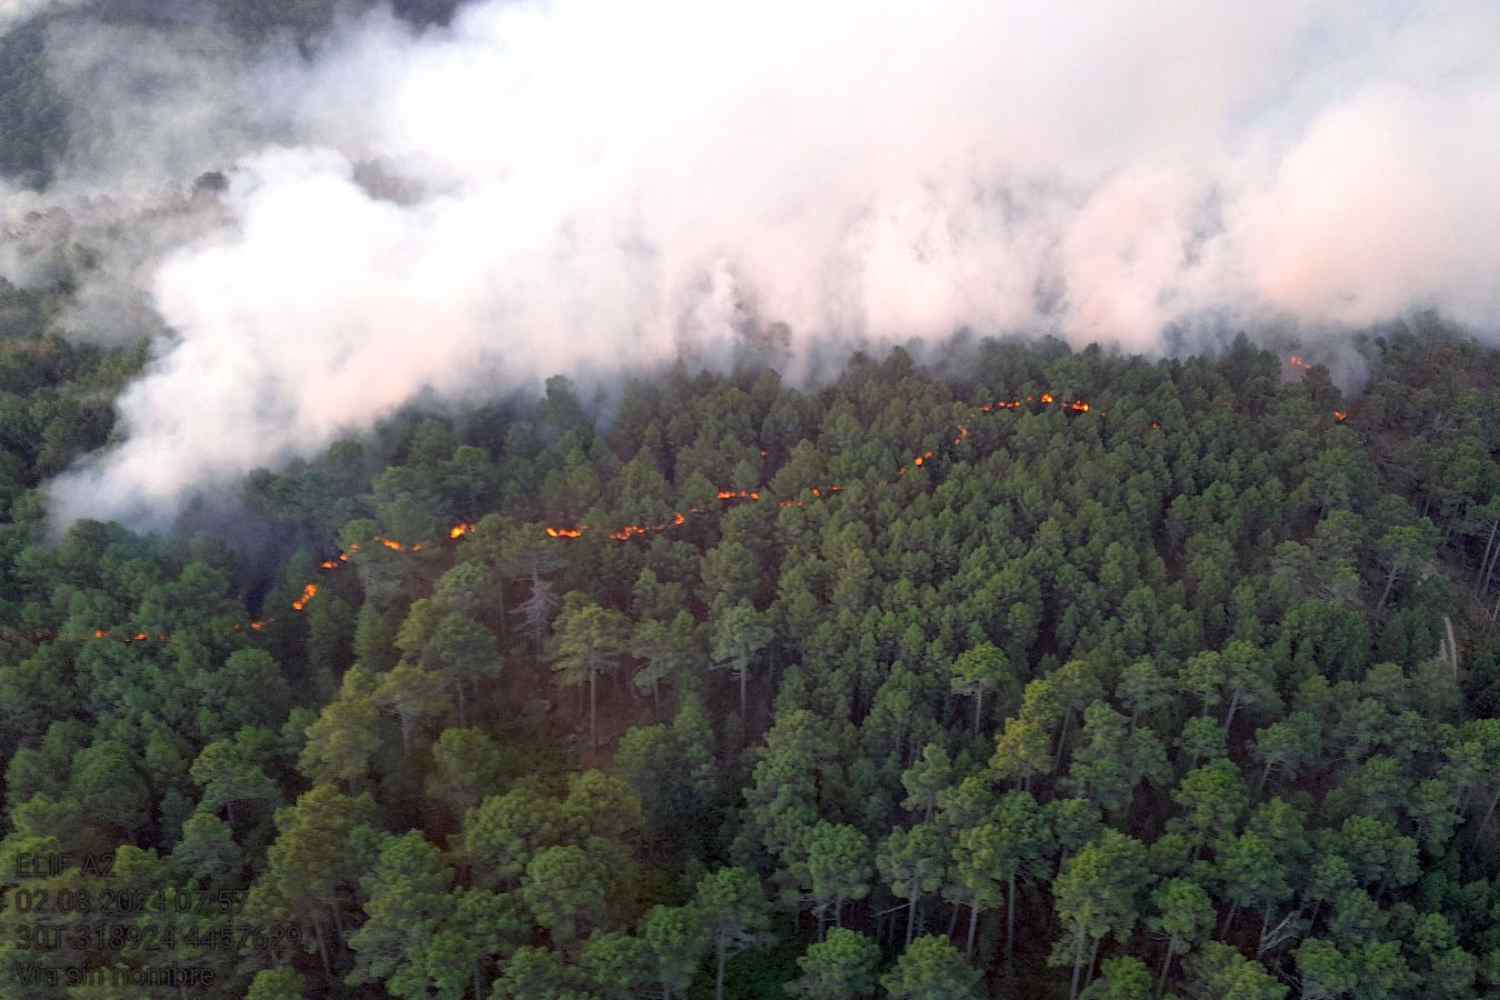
[3,0,1498,526]
[0,0,88,34]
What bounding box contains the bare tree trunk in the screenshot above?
[974,691,983,736]
[1157,943,1173,999]
[1221,901,1239,937]
[314,920,331,976]
[1446,616,1460,679]
[907,895,918,947]
[1068,931,1086,1000]
[1054,709,1073,772]
[1478,785,1500,836]
[966,902,979,959]
[1484,548,1500,605]
[1376,565,1399,612]
[1476,521,1498,595]
[1223,691,1242,732]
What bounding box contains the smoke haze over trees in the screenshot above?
[0,0,1498,524]
[4,8,1500,995]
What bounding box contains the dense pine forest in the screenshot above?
[4,268,1500,999]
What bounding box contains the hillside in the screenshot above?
[2,323,1500,998]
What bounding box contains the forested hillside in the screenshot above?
[0,0,465,189]
[3,303,1500,999]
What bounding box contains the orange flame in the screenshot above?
[1333,410,1347,423]
[319,560,337,570]
[94,629,108,639]
[249,620,265,632]
[380,538,403,552]
[521,390,1101,547]
[1289,355,1310,369]
[449,523,472,540]
[133,632,148,643]
[292,583,318,612]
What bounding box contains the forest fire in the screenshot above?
[1333,410,1347,422]
[272,388,1110,610]
[47,383,1123,643]
[291,583,318,612]
[1289,355,1310,369]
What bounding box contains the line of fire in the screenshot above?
[10,369,1345,646]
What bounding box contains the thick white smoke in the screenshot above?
[18,0,1500,525]
[0,1,88,34]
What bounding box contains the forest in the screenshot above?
[4,260,1500,999]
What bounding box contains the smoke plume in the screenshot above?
[4,0,1499,526]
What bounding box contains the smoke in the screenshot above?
[7,0,1499,526]
[0,1,88,34]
